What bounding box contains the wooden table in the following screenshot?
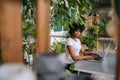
[74,52,116,79]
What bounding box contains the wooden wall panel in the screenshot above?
[0,0,23,63]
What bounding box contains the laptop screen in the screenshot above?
[86,43,111,62]
[102,43,111,59]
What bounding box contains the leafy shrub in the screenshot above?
[51,42,66,53]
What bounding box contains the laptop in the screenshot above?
[85,43,111,63]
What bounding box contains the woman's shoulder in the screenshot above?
[66,38,73,43]
[67,38,80,41]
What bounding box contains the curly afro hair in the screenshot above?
[69,22,85,36]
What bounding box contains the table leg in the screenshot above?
[78,70,80,75]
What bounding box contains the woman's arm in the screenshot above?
[80,48,101,60]
[80,48,93,55]
[80,48,98,55]
[67,45,98,61]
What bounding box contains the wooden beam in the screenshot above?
[36,0,50,53]
[0,0,23,63]
[116,22,120,80]
[111,0,120,79]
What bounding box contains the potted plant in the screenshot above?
[83,36,97,51]
[83,25,99,51]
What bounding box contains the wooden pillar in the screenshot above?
[36,0,50,53]
[0,2,3,50]
[0,0,23,63]
[112,0,120,79]
[116,22,120,80]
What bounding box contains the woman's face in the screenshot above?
[72,29,81,38]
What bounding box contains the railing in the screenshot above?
[50,33,116,53]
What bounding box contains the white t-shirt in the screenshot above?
[65,38,82,64]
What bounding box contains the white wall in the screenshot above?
[50,30,67,45]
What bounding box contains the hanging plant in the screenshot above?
[51,0,98,31]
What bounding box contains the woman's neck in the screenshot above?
[71,36,77,41]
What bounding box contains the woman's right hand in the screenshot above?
[89,54,102,60]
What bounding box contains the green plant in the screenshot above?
[22,0,36,39]
[83,36,97,51]
[51,0,98,31]
[69,62,75,72]
[86,25,99,36]
[22,0,36,66]
[98,19,108,37]
[23,38,35,66]
[84,25,99,50]
[51,41,65,53]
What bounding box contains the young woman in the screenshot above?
[65,22,100,70]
